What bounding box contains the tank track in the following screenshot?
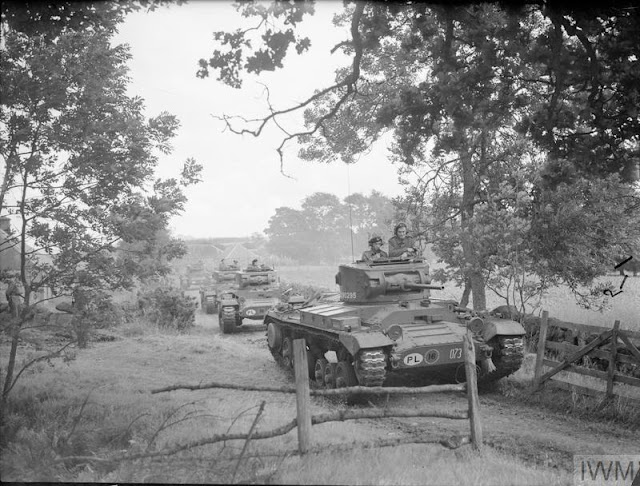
[479,335,525,383]
[356,349,387,387]
[219,309,237,334]
[265,319,388,387]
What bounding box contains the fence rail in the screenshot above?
[152,332,484,454]
[532,310,640,400]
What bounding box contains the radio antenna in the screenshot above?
[347,164,355,262]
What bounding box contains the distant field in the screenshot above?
[277,265,640,331]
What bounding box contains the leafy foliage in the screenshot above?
[197,1,315,88]
[202,1,640,310]
[137,287,196,332]
[0,2,200,408]
[264,191,394,264]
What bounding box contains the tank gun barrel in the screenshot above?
[401,282,444,291]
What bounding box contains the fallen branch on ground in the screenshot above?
[151,381,466,396]
[232,401,265,484]
[54,406,468,464]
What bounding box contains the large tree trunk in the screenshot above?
[460,149,487,311]
[459,278,471,308]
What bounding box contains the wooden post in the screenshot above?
[293,339,312,454]
[462,332,482,451]
[606,320,620,398]
[533,310,550,389]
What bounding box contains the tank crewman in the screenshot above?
[388,222,420,258]
[219,258,229,270]
[361,235,388,262]
[230,260,240,269]
[246,259,261,272]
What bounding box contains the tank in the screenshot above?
[264,257,526,387]
[212,266,239,284]
[218,268,281,334]
[182,261,212,290]
[200,288,218,314]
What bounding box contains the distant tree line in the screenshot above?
[264,191,395,264]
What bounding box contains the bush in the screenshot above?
[137,288,196,332]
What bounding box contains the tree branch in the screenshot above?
[211,3,366,170]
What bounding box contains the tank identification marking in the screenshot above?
[245,309,257,316]
[340,291,357,300]
[403,353,424,366]
[424,349,440,364]
[449,348,462,360]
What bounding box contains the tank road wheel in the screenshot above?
[324,362,338,389]
[335,361,358,388]
[355,349,387,387]
[266,321,283,362]
[281,337,294,370]
[478,336,525,385]
[314,358,329,387]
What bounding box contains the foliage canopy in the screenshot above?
[202,1,640,311]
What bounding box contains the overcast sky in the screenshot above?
[112,1,404,239]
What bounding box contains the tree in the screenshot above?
[200,1,640,311]
[265,191,394,263]
[0,2,201,412]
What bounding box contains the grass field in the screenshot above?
[278,265,639,330]
[0,316,573,484]
[0,263,636,483]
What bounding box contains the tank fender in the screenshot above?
[219,298,238,307]
[482,318,525,341]
[339,332,395,356]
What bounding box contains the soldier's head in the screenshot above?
[252,259,258,266]
[394,223,408,238]
[369,235,383,250]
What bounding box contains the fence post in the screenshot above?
[606,320,620,398]
[462,332,482,451]
[293,338,312,454]
[533,310,550,389]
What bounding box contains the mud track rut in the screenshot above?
[198,312,638,473]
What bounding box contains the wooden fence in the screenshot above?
[152,332,484,455]
[532,310,640,400]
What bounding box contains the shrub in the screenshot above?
[137,287,196,332]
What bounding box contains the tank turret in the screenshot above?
[335,258,443,303]
[236,270,277,289]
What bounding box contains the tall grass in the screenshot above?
[269,443,568,485]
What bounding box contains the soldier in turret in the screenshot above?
[388,223,420,258]
[361,235,388,262]
[246,259,261,272]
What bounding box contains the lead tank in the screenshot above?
[264,258,525,387]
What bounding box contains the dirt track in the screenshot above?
[197,311,639,473]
